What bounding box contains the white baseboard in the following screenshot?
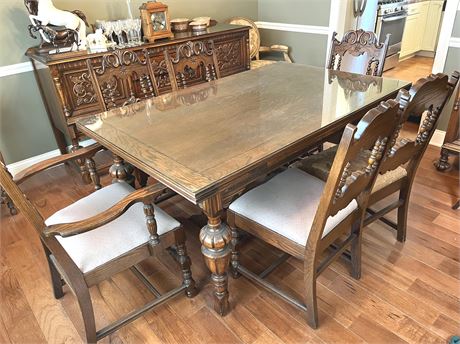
[430,129,446,148]
[6,139,96,177]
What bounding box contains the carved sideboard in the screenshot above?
[26,24,250,154]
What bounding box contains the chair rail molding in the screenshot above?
[0,62,34,78]
[254,21,329,35]
[449,37,460,49]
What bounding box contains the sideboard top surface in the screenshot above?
[26,24,248,65]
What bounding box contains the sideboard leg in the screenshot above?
[434,148,450,171]
[109,154,135,187]
[199,194,231,316]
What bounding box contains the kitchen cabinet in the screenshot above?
[401,1,443,58]
[421,0,444,51]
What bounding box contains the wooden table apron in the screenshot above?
[76,64,410,316]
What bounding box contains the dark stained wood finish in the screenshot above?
[297,73,457,244]
[0,150,196,343]
[1,143,457,343]
[26,24,250,153]
[328,29,390,77]
[164,40,221,91]
[76,63,410,316]
[435,71,460,173]
[228,100,403,328]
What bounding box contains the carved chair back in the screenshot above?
[87,49,159,111]
[327,29,390,77]
[306,99,401,251]
[379,73,455,177]
[164,40,221,91]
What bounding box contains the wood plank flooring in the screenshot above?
[0,145,459,344]
[383,56,434,84]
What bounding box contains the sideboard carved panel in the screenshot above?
[27,25,250,152]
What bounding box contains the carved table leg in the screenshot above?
[109,154,135,187]
[199,194,231,315]
[434,148,451,171]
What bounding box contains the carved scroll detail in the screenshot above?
[70,72,97,106]
[215,41,241,70]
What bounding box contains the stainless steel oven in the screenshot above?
[375,1,408,71]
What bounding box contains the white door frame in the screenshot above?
[328,0,460,73]
[433,0,460,73]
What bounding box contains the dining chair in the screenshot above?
[228,99,402,329]
[87,49,159,111]
[327,29,390,77]
[296,72,456,242]
[164,40,221,91]
[227,17,292,69]
[0,143,196,343]
[0,151,17,215]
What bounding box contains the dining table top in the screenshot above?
[77,63,410,204]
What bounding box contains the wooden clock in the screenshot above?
[139,2,174,42]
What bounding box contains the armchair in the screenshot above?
[0,142,196,343]
[227,17,292,69]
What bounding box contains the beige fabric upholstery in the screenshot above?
[45,183,180,273]
[297,146,408,193]
[373,166,407,192]
[251,59,277,70]
[229,168,358,245]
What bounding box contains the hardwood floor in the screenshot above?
[384,56,434,84]
[0,145,459,344]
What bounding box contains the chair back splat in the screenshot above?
[164,40,220,91]
[327,29,390,77]
[307,99,401,256]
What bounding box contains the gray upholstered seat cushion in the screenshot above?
[45,182,180,273]
[229,168,358,245]
[296,146,408,193]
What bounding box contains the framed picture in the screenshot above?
[139,2,174,42]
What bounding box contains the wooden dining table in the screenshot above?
[76,63,410,316]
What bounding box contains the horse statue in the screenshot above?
[25,0,88,52]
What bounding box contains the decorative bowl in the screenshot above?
[171,18,190,32]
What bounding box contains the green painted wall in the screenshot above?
[257,0,331,67]
[0,0,257,164]
[258,0,330,27]
[439,11,460,131]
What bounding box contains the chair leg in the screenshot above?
[174,229,197,298]
[397,187,410,243]
[304,269,318,329]
[350,222,362,280]
[74,282,97,344]
[230,224,241,279]
[42,244,64,299]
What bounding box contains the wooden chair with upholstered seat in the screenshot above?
[296,72,457,242]
[164,40,220,91]
[0,143,196,343]
[327,29,390,77]
[227,17,292,69]
[228,99,402,329]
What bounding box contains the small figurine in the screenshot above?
[86,29,109,53]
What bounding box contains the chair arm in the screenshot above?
[43,182,167,238]
[14,143,103,185]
